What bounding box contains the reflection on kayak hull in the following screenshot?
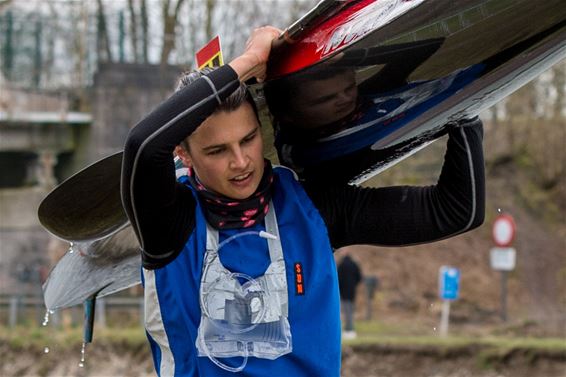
[265,0,566,184]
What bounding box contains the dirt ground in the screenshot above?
[2,340,565,377]
[341,344,566,377]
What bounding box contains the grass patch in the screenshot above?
[343,321,566,352]
[3,323,564,355]
[1,325,147,352]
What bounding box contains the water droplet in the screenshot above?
[69,242,74,254]
[44,347,50,354]
[42,310,50,326]
[78,342,86,368]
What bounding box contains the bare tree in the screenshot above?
[127,0,139,63]
[76,2,88,85]
[141,0,149,63]
[552,63,565,118]
[204,0,216,41]
[543,64,565,187]
[42,2,59,86]
[160,0,187,65]
[96,0,113,62]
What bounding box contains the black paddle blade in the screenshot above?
[38,151,127,242]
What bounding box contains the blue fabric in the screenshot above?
[148,167,341,376]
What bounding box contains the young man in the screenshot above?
[121,26,484,376]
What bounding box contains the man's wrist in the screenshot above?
[229,53,260,82]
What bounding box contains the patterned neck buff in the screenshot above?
[187,160,274,229]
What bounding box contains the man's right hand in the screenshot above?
[229,26,282,83]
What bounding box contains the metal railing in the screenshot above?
[0,295,144,327]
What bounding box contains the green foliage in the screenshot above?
[4,322,563,352]
[1,325,146,352]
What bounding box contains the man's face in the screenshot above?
[289,70,358,129]
[176,102,264,199]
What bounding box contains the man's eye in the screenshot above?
[311,95,334,105]
[207,148,224,155]
[242,133,257,144]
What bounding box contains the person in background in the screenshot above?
[337,248,362,339]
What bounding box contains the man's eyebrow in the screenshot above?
[309,93,336,104]
[201,127,259,151]
[242,126,259,139]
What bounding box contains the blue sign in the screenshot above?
[439,266,460,301]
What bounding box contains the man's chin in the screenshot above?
[225,185,258,200]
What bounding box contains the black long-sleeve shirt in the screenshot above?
[122,65,485,269]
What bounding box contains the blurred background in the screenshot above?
[0,0,564,376]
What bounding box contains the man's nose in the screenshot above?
[229,147,248,169]
[336,91,353,104]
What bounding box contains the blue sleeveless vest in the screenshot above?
[142,167,341,376]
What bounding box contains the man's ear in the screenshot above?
[174,145,192,168]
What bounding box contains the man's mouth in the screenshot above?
[230,172,252,182]
[336,101,355,114]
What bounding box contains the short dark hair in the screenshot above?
[177,66,256,113]
[176,67,258,150]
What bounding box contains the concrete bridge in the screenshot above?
[0,87,92,300]
[0,110,91,187]
[0,63,182,302]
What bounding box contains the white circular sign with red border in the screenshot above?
[493,214,516,247]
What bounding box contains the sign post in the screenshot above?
[490,213,516,322]
[438,266,460,337]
